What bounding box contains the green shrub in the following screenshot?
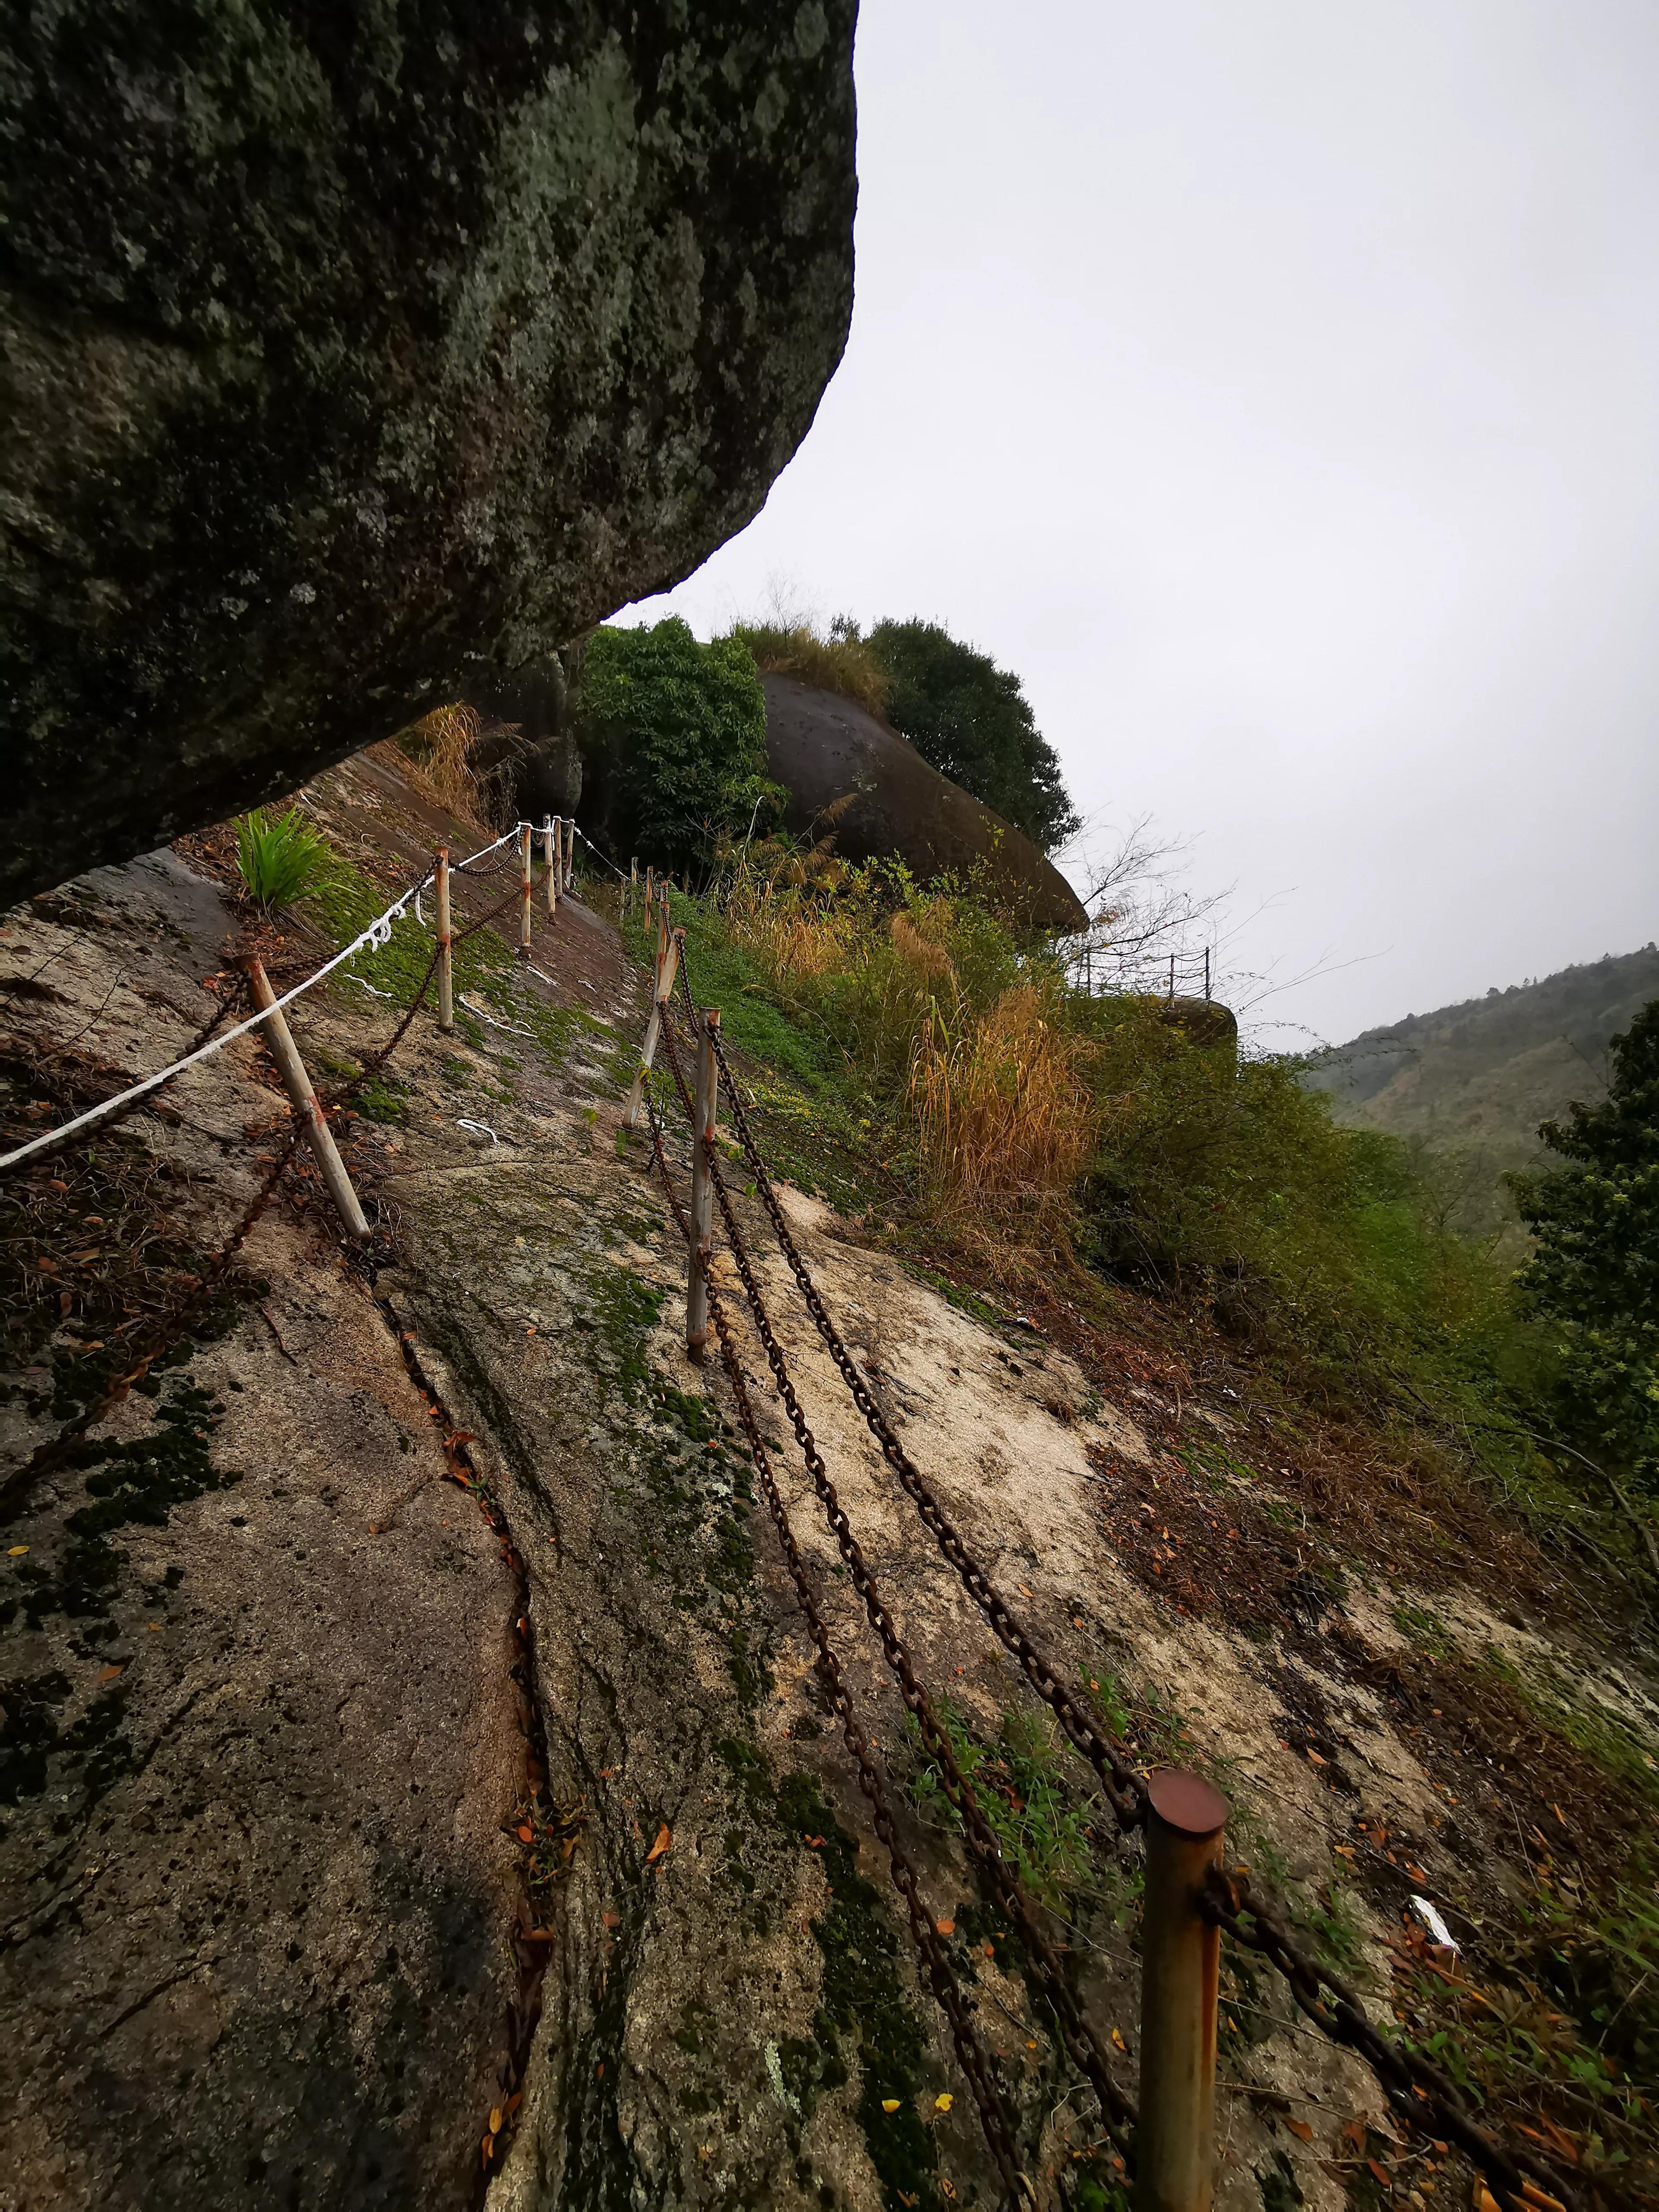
[233,807,333,910]
[572,619,782,874]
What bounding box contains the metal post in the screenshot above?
[544,816,558,917]
[1137,1769,1229,2212]
[519,824,533,954]
[630,857,638,917]
[686,1008,720,1360]
[435,848,454,1035]
[1168,953,1175,1002]
[563,817,575,892]
[1204,947,1211,1003]
[622,922,683,1130]
[240,957,370,1241]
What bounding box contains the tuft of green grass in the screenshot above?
[234,807,334,911]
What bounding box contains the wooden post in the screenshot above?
[623,922,682,1130]
[563,817,575,892]
[1137,1770,1229,2212]
[240,957,370,1241]
[630,857,638,917]
[543,816,559,917]
[519,824,533,954]
[645,865,655,923]
[435,849,454,1035]
[686,1008,720,1361]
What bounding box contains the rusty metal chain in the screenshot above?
[655,1013,1138,2155]
[642,1081,1028,2205]
[669,962,1591,2212]
[1201,1869,1582,2212]
[682,967,1148,1833]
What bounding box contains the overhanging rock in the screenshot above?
[0,3,858,905]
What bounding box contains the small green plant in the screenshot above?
[234,807,333,910]
[903,1700,1103,1909]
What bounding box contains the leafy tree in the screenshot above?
[573,620,780,873]
[865,619,1080,853]
[1508,1000,1659,1491]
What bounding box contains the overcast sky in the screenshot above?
[620,0,1659,1044]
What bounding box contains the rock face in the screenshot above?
[0,3,858,906]
[762,677,1087,933]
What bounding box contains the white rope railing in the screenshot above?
[0,824,529,1173]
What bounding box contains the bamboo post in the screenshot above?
[240,957,370,1241]
[1137,1769,1229,2212]
[686,1008,720,1361]
[518,824,533,954]
[623,921,682,1130]
[435,848,454,1034]
[543,816,559,917]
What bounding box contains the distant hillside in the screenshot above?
[1307,944,1659,1244]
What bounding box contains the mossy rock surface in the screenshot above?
[0,1,856,902]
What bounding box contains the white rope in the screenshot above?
[0,823,528,1173]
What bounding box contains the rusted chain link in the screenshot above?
[682,964,1148,1832]
[655,1013,1138,2154]
[1202,1869,1582,2212]
[642,1081,1028,2206]
[669,958,1591,2212]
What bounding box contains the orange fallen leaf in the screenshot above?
[645,1823,671,1865]
[602,1910,621,1930]
[804,1834,825,1849]
[1285,2118,1313,2143]
[489,2107,503,2133]
[517,1824,534,1843]
[1306,1748,1327,1767]
[934,1918,954,1936]
[1110,2028,1127,2051]
[881,2098,901,2113]
[8,1545,29,1557]
[1340,2120,1367,2151]
[1406,1864,1428,1881]
[1367,2160,1391,2186]
[99,1663,124,1682]
[982,1942,995,1958]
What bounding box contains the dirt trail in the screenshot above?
[2,752,1654,2212]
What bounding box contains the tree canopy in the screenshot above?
[864,619,1080,854]
[1508,998,1659,1492]
[573,620,779,872]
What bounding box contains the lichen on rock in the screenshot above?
[0,2,858,903]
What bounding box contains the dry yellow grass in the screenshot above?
[908,983,1095,1244]
[734,621,890,718]
[391,703,488,833]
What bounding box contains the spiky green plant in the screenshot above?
[233,807,333,911]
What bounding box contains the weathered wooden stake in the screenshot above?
[645,865,655,922]
[1137,1769,1229,2212]
[544,816,559,917]
[623,920,682,1130]
[685,1008,720,1360]
[435,848,454,1034]
[519,824,533,953]
[629,857,638,916]
[241,956,370,1241]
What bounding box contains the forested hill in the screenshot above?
[1307,942,1659,1166]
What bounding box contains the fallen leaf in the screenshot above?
[517,1824,534,1844]
[1340,2120,1367,2152]
[1110,2028,1127,2051]
[881,2099,901,2113]
[804,1834,825,1849]
[934,2093,953,2113]
[982,1942,995,1958]
[602,1911,620,1930]
[99,1664,124,1682]
[489,2108,503,2133]
[645,1823,671,1865]
[1285,2118,1313,2143]
[1406,1864,1428,1881]
[1306,1748,1327,1767]
[934,1918,954,1937]
[1367,2160,1391,2187]
[7,1545,28,1557]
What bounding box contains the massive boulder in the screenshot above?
[0,3,858,906]
[762,676,1088,932]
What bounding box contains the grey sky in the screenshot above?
[620,0,1659,1044]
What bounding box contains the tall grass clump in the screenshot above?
[234,807,333,912]
[729,616,890,718]
[393,702,487,830]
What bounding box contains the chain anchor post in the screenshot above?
[435,848,454,1034]
[623,921,683,1130]
[686,1008,720,1360]
[518,824,533,954]
[239,956,371,1242]
[1138,1769,1230,2212]
[543,816,559,918]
